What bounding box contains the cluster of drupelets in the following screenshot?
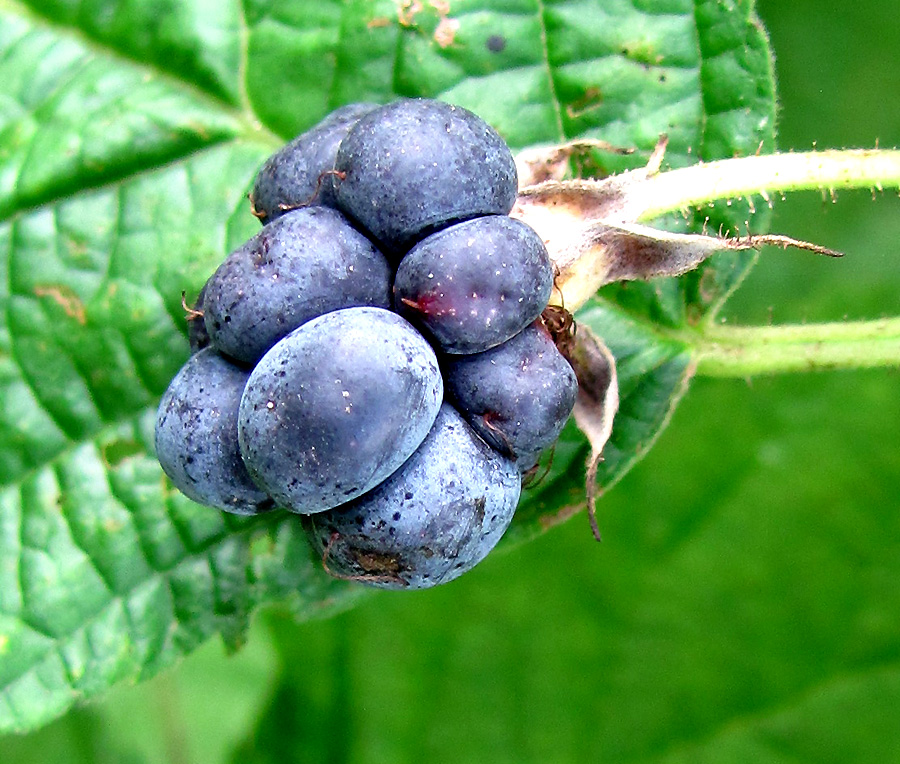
[155,99,578,589]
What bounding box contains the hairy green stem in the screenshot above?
[629,149,900,221]
[685,318,900,377]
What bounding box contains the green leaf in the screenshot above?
[225,366,900,764]
[0,0,776,732]
[0,6,245,220]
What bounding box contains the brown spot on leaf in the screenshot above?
[33,285,87,324]
[397,0,458,47]
[565,87,604,119]
[397,0,424,26]
[434,16,459,47]
[697,266,719,308]
[103,517,124,533]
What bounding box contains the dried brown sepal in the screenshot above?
[515,139,636,187]
[555,321,620,542]
[512,134,842,314]
[512,178,627,235]
[512,135,670,233]
[512,136,844,539]
[517,214,843,313]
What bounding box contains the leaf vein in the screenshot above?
[105,475,175,577]
[1,136,243,227]
[4,338,80,447]
[50,460,116,597]
[7,0,240,120]
[235,0,254,117]
[689,0,709,154]
[534,0,565,142]
[1,512,276,695]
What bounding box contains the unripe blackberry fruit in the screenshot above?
[238,307,444,514]
[304,404,521,590]
[443,323,578,468]
[155,349,273,515]
[203,207,391,365]
[394,215,553,354]
[250,102,378,223]
[333,99,518,255]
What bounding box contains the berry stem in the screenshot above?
[627,148,900,222]
[681,317,900,377]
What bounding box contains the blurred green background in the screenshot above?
[2,1,899,762]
